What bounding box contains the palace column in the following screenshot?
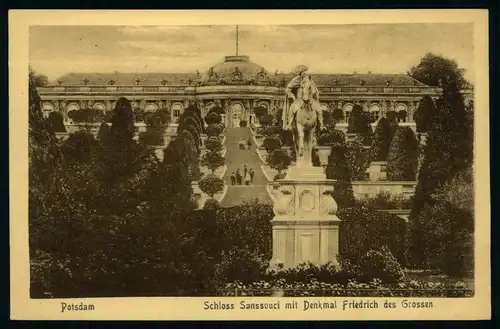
[408,100,416,122]
[388,100,395,113]
[381,100,388,118]
[362,100,369,111]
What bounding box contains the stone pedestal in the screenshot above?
[270,165,340,269]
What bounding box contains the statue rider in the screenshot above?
[282,64,326,131]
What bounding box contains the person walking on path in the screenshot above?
[244,165,248,179]
[249,168,255,183]
[236,169,242,185]
[247,137,252,151]
[244,171,251,185]
[230,172,236,186]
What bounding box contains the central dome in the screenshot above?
[201,55,273,86]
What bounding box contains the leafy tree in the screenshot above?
[46,111,66,133]
[139,128,164,146]
[408,77,473,269]
[156,136,196,210]
[179,108,202,134]
[386,127,419,181]
[110,97,135,145]
[199,174,225,198]
[325,142,356,208]
[203,198,221,210]
[317,129,346,147]
[133,108,144,123]
[386,111,399,132]
[345,140,370,181]
[408,52,471,89]
[397,110,407,122]
[180,130,201,180]
[414,96,436,133]
[97,97,156,200]
[205,111,222,125]
[185,105,204,133]
[338,207,407,266]
[322,110,333,126]
[34,73,49,87]
[258,114,273,126]
[60,131,98,166]
[205,136,223,153]
[266,149,291,175]
[370,117,394,161]
[331,108,345,127]
[205,123,224,138]
[68,108,104,123]
[260,125,280,137]
[97,123,112,145]
[278,129,295,147]
[347,104,373,145]
[253,106,267,119]
[144,110,170,129]
[213,200,274,285]
[29,68,63,268]
[201,151,225,174]
[263,136,282,153]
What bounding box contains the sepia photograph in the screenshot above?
[10,10,490,320]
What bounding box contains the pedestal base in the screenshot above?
[270,217,341,269]
[270,165,340,269]
[285,165,325,181]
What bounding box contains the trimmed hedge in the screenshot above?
[222,279,473,297]
[338,206,407,266]
[139,128,164,146]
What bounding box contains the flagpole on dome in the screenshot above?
[236,25,239,56]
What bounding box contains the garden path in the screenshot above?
[220,127,272,207]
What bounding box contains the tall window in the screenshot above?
[343,104,353,123]
[42,103,54,119]
[395,104,407,123]
[370,104,381,122]
[171,103,183,123]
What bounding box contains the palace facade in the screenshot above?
[36,55,473,131]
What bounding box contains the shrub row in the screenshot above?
[221,279,473,297]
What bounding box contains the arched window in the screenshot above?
[370,103,381,122]
[66,103,79,122]
[144,103,158,113]
[231,103,243,127]
[343,103,354,123]
[395,104,408,122]
[93,103,106,111]
[42,103,54,119]
[171,103,184,123]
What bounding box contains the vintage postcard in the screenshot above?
[10,10,490,320]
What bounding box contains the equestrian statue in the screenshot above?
[282,65,326,167]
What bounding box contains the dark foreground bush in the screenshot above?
[139,128,164,146]
[339,206,407,265]
[203,198,221,210]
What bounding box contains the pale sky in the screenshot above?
[29,24,474,82]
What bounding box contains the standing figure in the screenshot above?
[243,165,248,178]
[245,171,251,185]
[249,168,255,183]
[281,64,326,165]
[247,137,252,151]
[236,169,242,185]
[230,172,236,186]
